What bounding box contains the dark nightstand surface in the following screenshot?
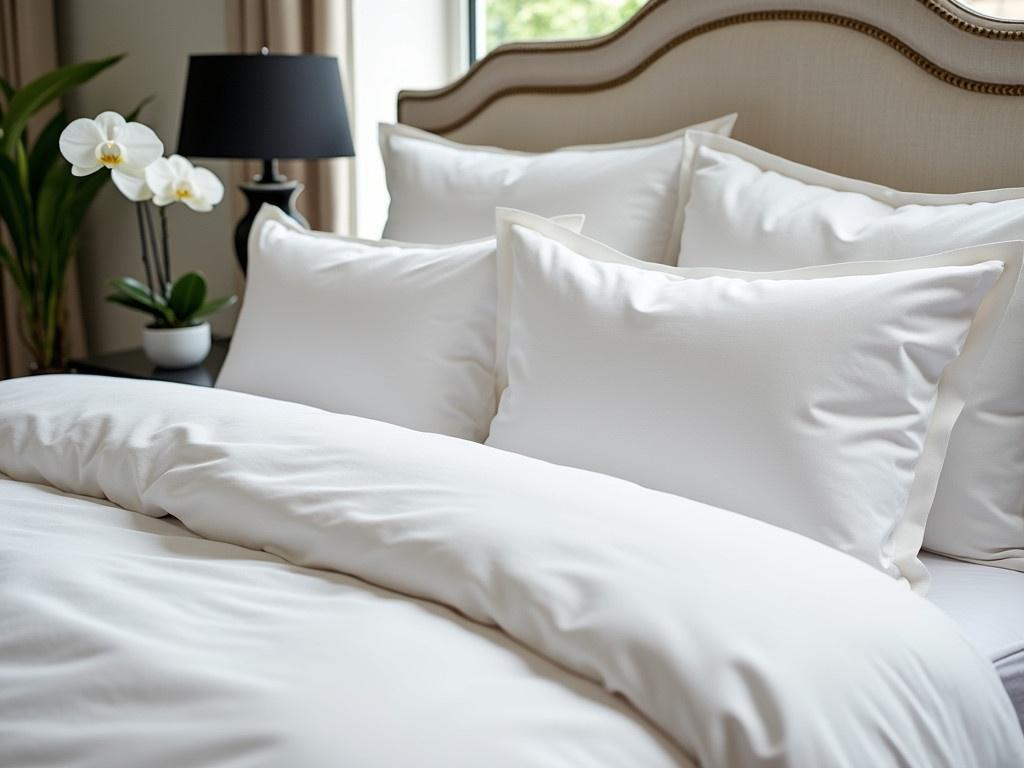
[69,337,230,387]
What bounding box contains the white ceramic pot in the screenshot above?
[142,322,211,369]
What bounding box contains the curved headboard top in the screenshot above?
[398,0,1024,192]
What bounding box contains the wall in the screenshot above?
[57,0,465,353]
[351,0,465,238]
[56,0,237,354]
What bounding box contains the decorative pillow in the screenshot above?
[677,131,1024,572]
[379,114,736,265]
[488,209,1019,588]
[217,205,583,441]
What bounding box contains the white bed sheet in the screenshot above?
[922,552,1024,727]
[2,376,1023,767]
[0,477,686,768]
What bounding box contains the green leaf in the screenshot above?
[1,54,123,156]
[35,160,74,246]
[192,294,236,320]
[109,276,172,323]
[14,138,29,194]
[167,271,206,321]
[52,167,106,248]
[125,94,154,123]
[35,156,106,275]
[106,292,167,321]
[0,153,33,256]
[0,76,14,121]
[27,109,66,202]
[0,239,27,300]
[110,275,163,305]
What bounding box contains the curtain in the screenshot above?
[0,0,87,376]
[225,0,354,235]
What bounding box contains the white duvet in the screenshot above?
[1,376,1022,768]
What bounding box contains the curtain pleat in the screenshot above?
[225,0,355,236]
[0,0,88,376]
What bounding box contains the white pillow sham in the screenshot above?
[217,205,583,441]
[489,209,1020,588]
[380,114,736,265]
[677,132,1024,572]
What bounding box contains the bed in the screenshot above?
[4,1,1024,766]
[922,553,1024,721]
[398,0,1024,732]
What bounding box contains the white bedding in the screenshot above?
[922,552,1024,726]
[1,376,1022,767]
[0,478,683,768]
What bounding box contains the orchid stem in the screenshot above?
[142,203,165,296]
[159,205,170,285]
[135,202,155,295]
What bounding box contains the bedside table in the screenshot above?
[69,337,230,387]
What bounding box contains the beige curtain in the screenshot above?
[226,0,354,235]
[0,0,87,376]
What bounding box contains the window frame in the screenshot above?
[468,0,647,65]
[468,0,479,65]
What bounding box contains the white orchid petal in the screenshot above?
[183,196,213,212]
[71,163,101,177]
[118,122,164,171]
[59,118,105,167]
[190,167,224,207]
[94,111,127,140]
[111,168,153,201]
[144,158,177,195]
[151,189,176,206]
[168,154,193,176]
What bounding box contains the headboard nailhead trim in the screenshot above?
[398,6,1024,135]
[921,0,1024,40]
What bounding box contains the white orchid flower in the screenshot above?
[145,155,224,212]
[110,167,153,202]
[58,111,163,201]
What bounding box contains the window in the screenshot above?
[954,0,1024,19]
[470,0,647,63]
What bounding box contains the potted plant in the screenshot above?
[59,115,235,369]
[0,54,137,373]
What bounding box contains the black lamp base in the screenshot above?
[234,179,306,274]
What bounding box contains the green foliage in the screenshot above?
[0,54,123,369]
[483,0,646,54]
[168,271,206,320]
[107,271,235,329]
[0,55,122,157]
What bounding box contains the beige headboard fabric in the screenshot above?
[397,0,1024,192]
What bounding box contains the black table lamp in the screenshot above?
[177,50,354,273]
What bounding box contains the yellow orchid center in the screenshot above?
[96,141,124,168]
[174,180,194,200]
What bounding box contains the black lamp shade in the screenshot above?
[177,53,354,160]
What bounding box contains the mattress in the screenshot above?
[922,552,1024,727]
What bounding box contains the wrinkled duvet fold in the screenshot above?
[1,375,1022,767]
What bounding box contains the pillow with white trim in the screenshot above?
[380,114,736,265]
[217,205,583,441]
[488,209,1019,588]
[677,131,1024,572]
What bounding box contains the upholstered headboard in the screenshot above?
[397,0,1024,192]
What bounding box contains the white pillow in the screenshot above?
[217,205,583,441]
[677,132,1024,573]
[488,209,1020,588]
[380,114,736,265]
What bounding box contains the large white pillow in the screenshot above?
[217,205,583,441]
[380,114,736,264]
[488,209,1020,588]
[677,131,1024,573]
